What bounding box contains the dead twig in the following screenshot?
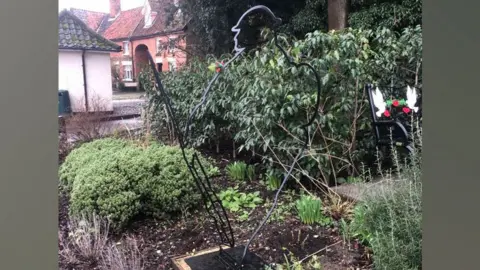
[297,240,342,264]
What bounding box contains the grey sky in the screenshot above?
[59,0,145,13]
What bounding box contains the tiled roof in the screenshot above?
[58,10,122,52]
[101,7,143,40]
[69,8,108,32]
[66,0,185,42]
[132,0,185,38]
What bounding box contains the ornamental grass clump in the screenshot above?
[295,195,331,226]
[226,161,255,182]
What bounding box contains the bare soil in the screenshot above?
[58,145,372,270]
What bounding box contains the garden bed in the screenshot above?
[58,143,371,270]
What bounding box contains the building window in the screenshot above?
[156,38,162,53]
[157,63,163,72]
[168,38,176,53]
[123,41,129,55]
[112,63,120,81]
[168,60,176,72]
[123,65,133,81]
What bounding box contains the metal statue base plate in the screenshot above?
[172,245,266,270]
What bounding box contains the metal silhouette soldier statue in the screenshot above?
[144,5,323,270]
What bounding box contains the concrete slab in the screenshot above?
[331,176,401,202]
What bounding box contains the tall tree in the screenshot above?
[165,0,250,57]
[289,0,327,36]
[164,0,421,57]
[348,0,422,31]
[328,0,349,30]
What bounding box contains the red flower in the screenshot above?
[383,110,391,117]
[403,107,411,114]
[392,100,399,107]
[215,61,224,73]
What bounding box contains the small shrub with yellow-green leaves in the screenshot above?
[295,195,332,226]
[59,138,217,230]
[218,187,263,221]
[226,161,255,182]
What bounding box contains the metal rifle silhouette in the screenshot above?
[143,5,323,269]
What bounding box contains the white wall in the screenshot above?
[58,50,114,112]
[85,52,113,111]
[59,50,84,112]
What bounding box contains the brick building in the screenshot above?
[70,0,186,88]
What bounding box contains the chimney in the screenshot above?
[109,0,121,18]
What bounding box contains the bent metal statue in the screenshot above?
[144,5,323,269]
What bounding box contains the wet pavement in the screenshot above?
[112,99,145,116]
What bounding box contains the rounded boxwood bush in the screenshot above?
[59,138,217,230]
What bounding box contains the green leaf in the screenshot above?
[333,50,340,60]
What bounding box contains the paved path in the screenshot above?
[112,99,145,117]
[113,99,145,104]
[331,176,402,202]
[112,91,145,101]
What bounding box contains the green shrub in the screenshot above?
[226,161,255,182]
[359,180,422,270]
[59,138,217,230]
[144,25,422,183]
[337,123,422,269]
[218,187,263,221]
[338,203,373,248]
[295,195,331,226]
[348,204,373,245]
[350,135,422,270]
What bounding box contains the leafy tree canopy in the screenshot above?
[166,0,421,56]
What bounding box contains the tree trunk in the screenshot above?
[232,140,236,159]
[328,0,349,30]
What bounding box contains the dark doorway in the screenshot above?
[134,44,149,77]
[157,63,163,72]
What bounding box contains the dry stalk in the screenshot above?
[100,235,144,270]
[66,94,111,142]
[297,240,342,264]
[58,230,79,265]
[67,214,110,261]
[252,124,339,197]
